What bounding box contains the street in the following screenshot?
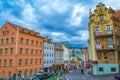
[60,68,116,80]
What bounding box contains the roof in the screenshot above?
[6,22,43,38]
[114,10,120,18]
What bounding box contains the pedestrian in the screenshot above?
[81,68,84,74]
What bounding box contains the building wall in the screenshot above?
[54,44,64,65]
[44,42,54,68]
[0,22,44,78]
[88,3,120,75]
[62,45,70,62]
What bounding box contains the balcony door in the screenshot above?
[106,25,111,33]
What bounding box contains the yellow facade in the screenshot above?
[88,3,120,75]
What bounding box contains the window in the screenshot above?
[35,59,37,64]
[99,15,104,20]
[36,49,38,55]
[25,59,28,66]
[2,31,4,36]
[30,59,33,65]
[39,50,42,55]
[5,48,8,54]
[95,27,100,32]
[20,48,23,54]
[19,59,22,66]
[20,38,23,44]
[40,41,42,46]
[6,38,9,44]
[35,69,37,74]
[106,25,111,32]
[10,59,12,66]
[40,59,41,64]
[96,39,100,45]
[36,41,38,46]
[24,70,27,76]
[1,39,4,45]
[4,59,7,66]
[31,49,34,54]
[104,52,108,59]
[98,52,102,60]
[99,67,103,71]
[31,40,34,45]
[108,38,113,45]
[0,59,1,66]
[26,39,29,45]
[110,52,115,60]
[11,37,14,44]
[30,70,32,76]
[26,48,28,54]
[18,71,22,77]
[0,49,2,55]
[44,61,46,64]
[111,68,116,72]
[10,48,13,54]
[9,71,12,77]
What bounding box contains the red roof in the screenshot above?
[114,10,120,18]
[7,22,41,37]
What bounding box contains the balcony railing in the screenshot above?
[96,44,115,50]
[95,30,113,37]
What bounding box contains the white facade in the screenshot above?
[44,42,54,68]
[62,45,70,62]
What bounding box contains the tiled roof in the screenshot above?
[114,10,120,18]
[7,22,42,37]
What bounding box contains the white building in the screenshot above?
[44,38,54,73]
[62,45,70,62]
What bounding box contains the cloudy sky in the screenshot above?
[0,0,120,48]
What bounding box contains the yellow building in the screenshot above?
[88,3,120,75]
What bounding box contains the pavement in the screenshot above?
[60,67,116,80]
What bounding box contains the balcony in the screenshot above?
[95,30,113,37]
[96,44,115,50]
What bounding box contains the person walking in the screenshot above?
[81,67,84,74]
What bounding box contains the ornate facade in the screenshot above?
[88,3,120,75]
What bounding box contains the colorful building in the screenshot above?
[88,3,120,75]
[43,38,54,73]
[70,48,89,68]
[0,22,44,78]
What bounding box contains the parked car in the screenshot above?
[114,72,120,80]
[36,72,44,80]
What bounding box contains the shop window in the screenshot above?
[9,71,12,77]
[99,67,103,71]
[24,70,27,76]
[111,68,116,72]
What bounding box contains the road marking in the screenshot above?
[85,69,92,77]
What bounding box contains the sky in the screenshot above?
[0,0,120,48]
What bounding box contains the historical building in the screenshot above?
[0,22,44,78]
[43,38,54,73]
[70,48,89,68]
[54,44,64,72]
[88,3,120,75]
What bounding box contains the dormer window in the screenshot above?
[99,15,104,20]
